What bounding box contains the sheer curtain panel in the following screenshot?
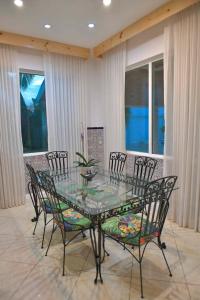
[44,53,88,165]
[164,4,200,231]
[0,45,25,208]
[100,44,126,168]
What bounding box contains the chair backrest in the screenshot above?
[26,163,38,185]
[138,176,177,242]
[133,156,157,181]
[132,156,158,196]
[26,163,46,207]
[109,152,127,173]
[46,151,68,171]
[37,171,64,225]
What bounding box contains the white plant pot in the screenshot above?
[80,166,94,175]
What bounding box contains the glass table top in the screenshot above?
[43,168,145,216]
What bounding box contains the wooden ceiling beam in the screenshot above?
[93,0,200,57]
[0,31,90,59]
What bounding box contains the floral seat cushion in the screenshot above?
[58,208,91,231]
[101,212,159,245]
[42,199,69,214]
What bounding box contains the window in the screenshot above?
[20,71,48,153]
[125,58,164,155]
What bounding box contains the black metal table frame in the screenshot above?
[57,190,142,284]
[35,170,168,283]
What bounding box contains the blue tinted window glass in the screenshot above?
[152,60,164,154]
[20,72,48,153]
[125,65,149,152]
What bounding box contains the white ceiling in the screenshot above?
[0,0,168,48]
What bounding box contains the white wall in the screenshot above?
[16,48,43,71]
[126,24,164,67]
[126,33,164,67]
[87,58,104,127]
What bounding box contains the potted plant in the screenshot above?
[74,152,99,176]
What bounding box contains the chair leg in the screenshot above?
[102,232,110,261]
[158,235,166,249]
[160,246,172,277]
[28,182,40,223]
[33,216,39,235]
[62,231,66,276]
[138,246,144,299]
[81,230,86,238]
[41,213,47,249]
[32,209,42,235]
[45,223,56,256]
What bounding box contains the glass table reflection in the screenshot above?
[42,167,147,283]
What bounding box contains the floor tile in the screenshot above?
[184,264,200,285]
[1,201,200,300]
[37,238,91,276]
[0,234,18,255]
[69,272,131,300]
[130,278,190,300]
[132,246,185,284]
[0,235,44,265]
[173,228,200,285]
[188,284,200,300]
[0,261,34,300]
[0,215,27,237]
[12,264,78,300]
[82,238,133,278]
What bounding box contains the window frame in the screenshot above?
[125,54,164,159]
[19,69,48,156]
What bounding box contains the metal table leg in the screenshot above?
[90,220,103,284]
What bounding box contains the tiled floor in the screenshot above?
[0,199,200,300]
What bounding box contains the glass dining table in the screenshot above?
[41,167,147,283]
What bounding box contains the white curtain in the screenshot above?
[164,4,200,231]
[0,45,25,208]
[44,53,88,166]
[100,44,126,168]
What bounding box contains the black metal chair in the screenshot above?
[133,156,157,180]
[101,176,177,298]
[27,164,40,224]
[37,170,92,276]
[26,163,68,248]
[132,156,158,196]
[109,152,127,173]
[46,151,69,171]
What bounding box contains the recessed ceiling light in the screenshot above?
[88,23,95,28]
[103,0,111,7]
[44,24,51,29]
[14,0,23,7]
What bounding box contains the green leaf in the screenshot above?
[73,160,87,167]
[73,160,83,164]
[87,159,95,163]
[87,159,99,166]
[75,152,88,164]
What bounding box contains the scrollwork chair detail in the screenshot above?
[46,151,69,171]
[134,156,158,181]
[109,152,127,173]
[101,175,177,298]
[132,156,158,196]
[26,163,68,248]
[37,171,92,276]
